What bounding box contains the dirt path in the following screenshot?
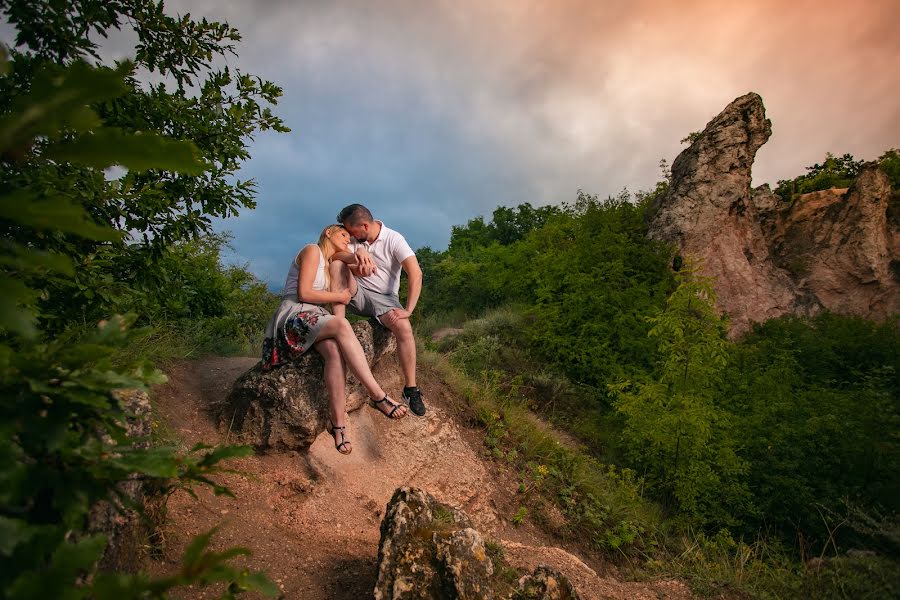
[147,355,691,599]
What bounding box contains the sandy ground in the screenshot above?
[146,353,692,600]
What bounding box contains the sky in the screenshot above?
[6,0,900,287]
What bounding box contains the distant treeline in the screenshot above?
[774,148,900,201]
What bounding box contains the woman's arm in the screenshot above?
[330,250,358,266]
[297,246,350,305]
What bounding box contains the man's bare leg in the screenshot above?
[383,316,416,388]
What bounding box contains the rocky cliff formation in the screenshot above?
[649,92,899,335]
[213,320,396,451]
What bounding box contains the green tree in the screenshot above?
[0,49,275,598]
[721,314,899,545]
[612,268,749,525]
[0,0,289,325]
[878,148,900,191]
[524,191,673,387]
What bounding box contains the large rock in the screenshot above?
[374,486,581,600]
[649,92,899,335]
[213,320,395,452]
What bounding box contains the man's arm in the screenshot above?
[382,255,422,326]
[352,246,377,277]
[400,255,422,315]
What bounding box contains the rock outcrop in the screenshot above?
[374,486,580,600]
[649,92,899,335]
[771,166,899,319]
[214,320,395,451]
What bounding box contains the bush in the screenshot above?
[775,153,865,201]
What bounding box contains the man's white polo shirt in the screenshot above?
[348,221,415,296]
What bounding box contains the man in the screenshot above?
[332,204,426,416]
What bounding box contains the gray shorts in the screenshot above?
[348,285,402,324]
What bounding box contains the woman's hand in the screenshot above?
[333,289,352,305]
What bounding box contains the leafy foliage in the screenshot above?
[0,2,280,595]
[774,152,866,201]
[720,314,899,545]
[0,0,288,329]
[612,269,749,526]
[423,190,674,389]
[421,150,899,591]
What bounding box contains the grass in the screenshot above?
[419,344,665,559]
[110,317,263,370]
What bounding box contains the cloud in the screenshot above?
[8,0,898,280]
[192,0,896,282]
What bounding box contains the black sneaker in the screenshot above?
[402,387,426,416]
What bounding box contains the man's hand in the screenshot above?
[380,308,411,326]
[355,247,377,277]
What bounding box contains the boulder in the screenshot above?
[649,92,899,335]
[213,320,395,452]
[374,486,581,600]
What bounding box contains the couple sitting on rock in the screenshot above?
[261,203,425,455]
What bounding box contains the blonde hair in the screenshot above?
[293,224,346,289]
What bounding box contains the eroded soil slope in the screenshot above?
[147,355,691,600]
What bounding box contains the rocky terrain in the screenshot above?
[649,92,899,335]
[143,350,693,599]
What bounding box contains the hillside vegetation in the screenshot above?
[415,161,899,597]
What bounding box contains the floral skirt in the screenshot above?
[262,300,334,370]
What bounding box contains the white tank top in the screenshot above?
[281,244,326,301]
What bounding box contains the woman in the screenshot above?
[262,224,407,455]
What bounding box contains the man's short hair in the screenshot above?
[337,204,373,226]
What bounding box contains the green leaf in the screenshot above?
[195,444,252,468]
[183,527,216,568]
[0,516,35,556]
[0,277,37,337]
[0,243,74,275]
[9,535,107,599]
[240,571,280,597]
[110,447,179,478]
[91,572,152,599]
[0,191,121,241]
[0,61,131,150]
[44,129,206,174]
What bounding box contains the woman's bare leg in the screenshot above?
[329,261,357,320]
[316,317,386,399]
[314,338,351,453]
[314,317,407,418]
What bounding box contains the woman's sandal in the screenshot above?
[330,423,352,455]
[372,396,407,419]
